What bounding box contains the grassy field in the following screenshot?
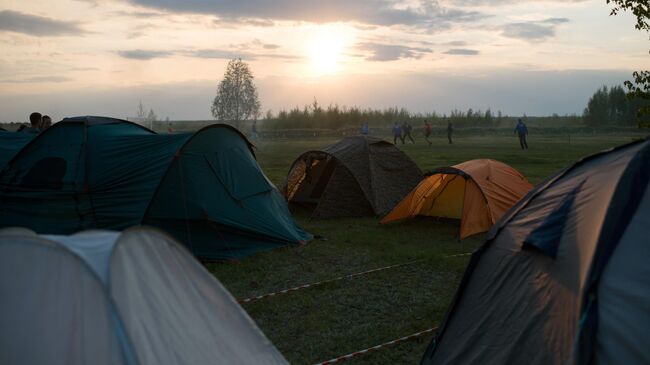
[207,132,646,365]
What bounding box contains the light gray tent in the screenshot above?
[422,138,650,365]
[0,227,287,365]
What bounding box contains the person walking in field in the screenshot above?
[392,123,402,145]
[360,122,369,135]
[423,120,432,146]
[514,118,528,149]
[446,120,453,144]
[402,121,415,144]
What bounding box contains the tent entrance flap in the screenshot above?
[421,174,466,220]
[289,156,336,204]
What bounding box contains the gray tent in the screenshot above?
[0,227,287,365]
[284,135,422,218]
[422,138,650,365]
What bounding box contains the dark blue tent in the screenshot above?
[421,138,650,365]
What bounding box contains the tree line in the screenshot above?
[583,85,650,126]
[208,59,647,131]
[262,99,518,130]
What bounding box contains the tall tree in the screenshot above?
[584,86,610,126]
[583,84,645,125]
[211,59,261,129]
[607,0,650,125]
[137,100,146,118]
[147,109,157,122]
[146,108,157,130]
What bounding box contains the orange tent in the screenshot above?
[381,159,533,239]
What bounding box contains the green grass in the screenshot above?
[208,132,646,365]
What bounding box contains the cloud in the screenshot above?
[213,17,276,27]
[502,18,569,41]
[117,47,297,61]
[445,40,468,47]
[357,42,431,61]
[112,10,165,18]
[233,39,281,51]
[122,0,487,28]
[444,48,479,55]
[184,39,288,60]
[543,17,570,24]
[125,23,157,39]
[1,76,72,83]
[117,49,175,60]
[449,0,587,5]
[0,10,85,36]
[186,49,250,59]
[187,49,299,60]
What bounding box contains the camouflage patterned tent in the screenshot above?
[284,136,422,218]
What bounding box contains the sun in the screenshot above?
[309,33,343,75]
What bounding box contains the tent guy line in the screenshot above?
[313,326,439,365]
[238,259,425,303]
[238,252,472,304]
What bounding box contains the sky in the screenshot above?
[0,0,647,122]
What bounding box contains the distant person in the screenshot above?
[16,124,27,132]
[21,112,42,134]
[423,120,432,146]
[514,118,528,150]
[447,121,453,144]
[392,123,402,145]
[41,115,52,130]
[360,122,369,135]
[251,120,259,140]
[402,121,415,144]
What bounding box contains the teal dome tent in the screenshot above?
[0,116,310,259]
[0,129,34,167]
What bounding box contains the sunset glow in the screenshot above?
[309,33,344,75]
[0,0,647,121]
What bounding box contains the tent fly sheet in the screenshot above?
[0,116,310,259]
[0,227,288,365]
[382,159,533,239]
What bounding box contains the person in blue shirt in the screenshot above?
[392,123,402,144]
[360,123,369,135]
[402,121,415,144]
[514,118,528,149]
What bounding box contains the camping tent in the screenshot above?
[0,130,34,167]
[284,135,422,218]
[0,116,310,259]
[421,138,650,365]
[381,159,532,239]
[0,227,288,365]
